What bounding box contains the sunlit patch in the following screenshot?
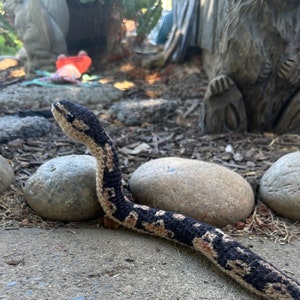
[145,72,161,84]
[9,68,25,78]
[0,57,19,70]
[119,63,135,72]
[114,80,135,91]
[145,89,163,98]
[99,77,113,84]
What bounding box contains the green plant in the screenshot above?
[123,0,162,43]
[0,2,22,55]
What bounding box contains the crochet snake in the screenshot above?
[52,100,300,300]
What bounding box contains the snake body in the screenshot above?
[52,100,300,300]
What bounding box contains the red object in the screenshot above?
[55,64,82,79]
[56,51,92,74]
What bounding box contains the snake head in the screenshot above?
[52,100,102,144]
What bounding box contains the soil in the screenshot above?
[0,49,299,299]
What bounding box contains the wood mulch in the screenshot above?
[0,51,299,243]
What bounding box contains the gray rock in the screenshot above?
[0,84,123,110]
[0,116,51,143]
[24,155,102,221]
[0,155,14,194]
[259,152,300,220]
[130,157,254,227]
[109,98,177,126]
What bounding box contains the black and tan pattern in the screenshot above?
[52,100,300,300]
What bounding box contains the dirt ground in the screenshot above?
[0,50,300,299]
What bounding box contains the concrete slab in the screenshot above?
[0,227,299,300]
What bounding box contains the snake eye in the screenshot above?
[66,113,75,123]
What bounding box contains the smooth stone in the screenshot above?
[129,157,254,227]
[259,152,300,220]
[24,155,103,221]
[0,155,14,194]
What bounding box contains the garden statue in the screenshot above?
[4,0,70,75]
[4,0,125,77]
[202,0,300,134]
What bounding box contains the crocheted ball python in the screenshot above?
[52,100,300,300]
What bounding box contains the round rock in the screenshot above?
[129,157,254,227]
[0,155,14,194]
[24,155,103,221]
[259,152,300,220]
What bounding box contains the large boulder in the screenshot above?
[130,157,254,227]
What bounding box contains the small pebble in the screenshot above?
[6,281,17,287]
[72,296,85,300]
[24,290,34,297]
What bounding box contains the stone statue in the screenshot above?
[5,0,69,76]
[4,0,126,77]
[202,0,300,134]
